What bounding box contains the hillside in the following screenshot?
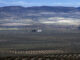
[0,6,80,29]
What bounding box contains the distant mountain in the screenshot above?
[0,6,80,19]
[27,6,76,12]
[0,6,80,29]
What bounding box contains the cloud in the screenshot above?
[0,0,80,7]
[0,1,37,7]
[51,2,80,7]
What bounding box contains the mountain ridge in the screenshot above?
[0,6,77,12]
[0,6,80,20]
[0,6,80,29]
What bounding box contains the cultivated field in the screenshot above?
[0,28,80,56]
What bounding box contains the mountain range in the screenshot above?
[0,6,80,29]
[0,6,80,19]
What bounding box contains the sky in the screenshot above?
[0,0,80,7]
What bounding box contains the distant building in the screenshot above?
[32,29,37,32]
[78,26,80,30]
[31,29,42,32]
[37,29,42,32]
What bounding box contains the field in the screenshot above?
[0,28,80,55]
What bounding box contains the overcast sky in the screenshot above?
[0,0,80,7]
